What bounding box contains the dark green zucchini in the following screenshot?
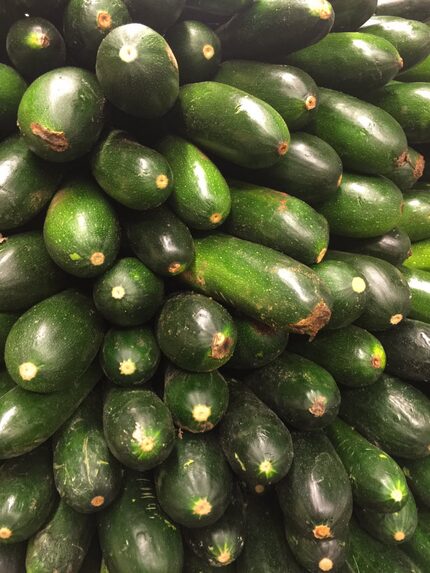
[98,472,184,573]
[0,362,101,459]
[376,319,430,382]
[225,181,329,265]
[401,456,430,508]
[25,500,94,573]
[164,365,229,433]
[103,386,175,471]
[312,260,367,329]
[17,67,106,162]
[155,431,233,528]
[340,374,430,458]
[400,188,430,242]
[122,0,185,32]
[184,0,251,18]
[5,290,104,393]
[125,204,195,277]
[219,382,293,492]
[181,234,332,337]
[227,315,289,370]
[157,292,236,372]
[291,325,386,388]
[330,0,378,31]
[308,88,408,179]
[0,232,67,312]
[402,510,430,570]
[404,239,430,271]
[215,61,319,130]
[399,54,430,82]
[244,352,341,431]
[95,23,179,118]
[216,0,334,60]
[0,371,15,398]
[277,432,352,540]
[326,418,409,512]
[0,444,56,544]
[325,251,411,330]
[63,0,132,69]
[402,267,430,323]
[0,314,19,364]
[0,543,26,573]
[390,147,425,191]
[93,257,164,326]
[376,0,430,20]
[92,129,174,211]
[318,173,403,238]
[184,549,237,572]
[0,64,27,140]
[284,32,403,95]
[53,392,122,513]
[158,135,231,230]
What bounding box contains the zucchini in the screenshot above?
[276,432,352,540]
[376,0,430,20]
[0,543,26,573]
[122,0,185,32]
[399,54,430,82]
[181,234,332,337]
[402,456,430,509]
[402,510,430,570]
[400,188,430,242]
[0,371,14,398]
[291,325,386,388]
[103,386,175,471]
[0,63,27,140]
[25,500,94,573]
[5,290,104,393]
[340,374,430,459]
[157,292,236,372]
[219,382,293,492]
[402,267,430,323]
[184,549,236,572]
[164,365,229,433]
[244,352,341,431]
[155,431,233,528]
[53,391,122,513]
[330,0,378,31]
[404,239,430,271]
[326,418,409,512]
[0,314,19,364]
[184,0,251,18]
[390,147,425,192]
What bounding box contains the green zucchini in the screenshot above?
[164,365,229,433]
[0,543,26,573]
[340,374,430,459]
[225,181,329,265]
[184,0,251,18]
[390,146,425,192]
[401,456,430,508]
[0,371,15,398]
[219,382,293,492]
[44,177,121,278]
[0,362,101,459]
[155,431,233,528]
[399,54,430,82]
[95,23,179,118]
[215,61,319,130]
[17,67,106,162]
[330,0,378,31]
[157,292,236,372]
[0,232,67,312]
[103,386,175,471]
[227,315,288,370]
[25,500,94,573]
[216,0,334,60]
[376,0,430,20]
[326,418,409,512]
[244,352,341,431]
[53,392,122,513]
[0,444,56,544]
[0,64,27,140]
[158,135,231,230]
[291,325,386,388]
[277,432,352,540]
[5,290,104,393]
[404,239,430,271]
[98,472,183,573]
[285,525,348,573]
[308,88,408,179]
[91,129,174,211]
[125,204,195,277]
[402,267,430,323]
[325,251,411,330]
[122,0,185,32]
[0,314,19,364]
[63,0,132,69]
[184,549,237,572]
[402,510,430,570]
[376,319,430,382]
[93,257,164,327]
[284,32,403,95]
[400,188,430,241]
[311,260,368,330]
[181,234,332,337]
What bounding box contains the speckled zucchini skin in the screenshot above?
[122,0,185,32]
[244,352,341,431]
[401,456,430,509]
[0,444,56,544]
[329,0,377,31]
[326,418,409,512]
[402,267,430,323]
[0,362,101,459]
[376,0,430,20]
[25,500,94,573]
[5,290,104,393]
[400,189,430,241]
[404,239,430,271]
[340,374,430,459]
[155,431,233,528]
[0,64,27,140]
[181,234,332,337]
[99,472,184,573]
[103,386,175,471]
[402,510,430,570]
[0,543,26,573]
[53,392,122,513]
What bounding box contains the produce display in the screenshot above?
[2,1,430,572]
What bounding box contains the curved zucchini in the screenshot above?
[402,267,430,323]
[122,0,185,32]
[399,54,430,82]
[404,239,430,271]
[400,188,430,242]
[390,147,425,191]
[376,0,430,20]
[330,0,378,31]
[402,510,430,570]
[0,63,26,139]
[402,456,430,509]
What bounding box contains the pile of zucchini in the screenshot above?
[1,0,430,571]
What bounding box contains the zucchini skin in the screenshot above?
[0,63,27,140]
[400,188,430,242]
[0,314,19,365]
[0,543,26,573]
[404,239,430,272]
[376,0,430,21]
[401,456,430,509]
[402,267,430,323]
[330,0,378,32]
[402,509,430,570]
[122,0,185,33]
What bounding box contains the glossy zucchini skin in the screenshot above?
[376,0,430,20]
[400,188,430,242]
[184,549,237,572]
[330,0,378,31]
[402,510,430,570]
[402,267,430,323]
[340,374,430,459]
[0,63,27,140]
[122,0,185,32]
[244,352,341,431]
[401,456,430,509]
[399,54,430,82]
[184,0,252,18]
[404,239,430,271]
